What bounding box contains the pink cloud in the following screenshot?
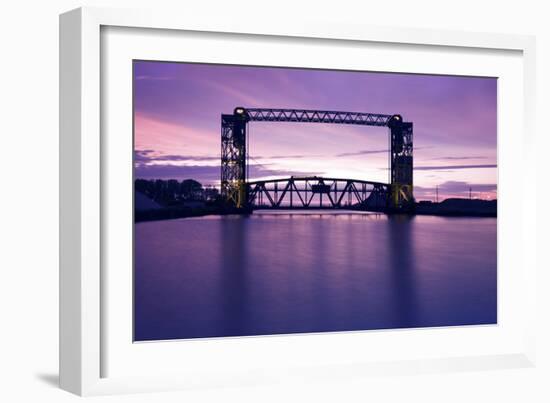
[134,113,218,156]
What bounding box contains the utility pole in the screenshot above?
[469,186,472,200]
[436,185,439,203]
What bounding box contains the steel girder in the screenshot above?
[247,177,390,210]
[245,108,392,126]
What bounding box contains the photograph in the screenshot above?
[133,60,497,342]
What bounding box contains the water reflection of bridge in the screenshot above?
[247,176,389,211]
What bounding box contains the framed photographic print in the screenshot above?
[60,7,537,396]
[132,61,498,342]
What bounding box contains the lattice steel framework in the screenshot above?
[221,107,413,210]
[248,177,389,211]
[389,118,414,207]
[245,108,392,126]
[221,113,248,208]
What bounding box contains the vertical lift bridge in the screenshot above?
[221,107,413,211]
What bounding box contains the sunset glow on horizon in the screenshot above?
[134,61,497,201]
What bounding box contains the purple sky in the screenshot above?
[134,61,497,201]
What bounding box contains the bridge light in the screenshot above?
[388,114,403,129]
[234,107,245,115]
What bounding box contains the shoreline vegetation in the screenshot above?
[134,179,496,223]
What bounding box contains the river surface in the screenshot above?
[134,211,497,341]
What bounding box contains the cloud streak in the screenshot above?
[135,75,175,81]
[135,149,319,165]
[135,162,322,183]
[437,156,488,160]
[135,150,219,163]
[414,180,497,200]
[414,164,497,171]
[335,149,389,157]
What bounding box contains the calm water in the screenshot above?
[134,212,497,341]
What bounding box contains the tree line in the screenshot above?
[135,179,220,205]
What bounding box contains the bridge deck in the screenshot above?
[247,176,389,188]
[246,176,390,210]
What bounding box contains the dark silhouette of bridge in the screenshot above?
[248,176,389,210]
[221,107,414,212]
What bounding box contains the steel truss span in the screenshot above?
[245,108,393,126]
[248,177,390,211]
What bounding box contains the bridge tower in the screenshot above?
[388,115,414,209]
[221,107,248,208]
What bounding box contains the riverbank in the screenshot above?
[135,205,249,222]
[135,197,497,222]
[414,198,497,217]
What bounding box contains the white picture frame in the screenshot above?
[59,6,537,396]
